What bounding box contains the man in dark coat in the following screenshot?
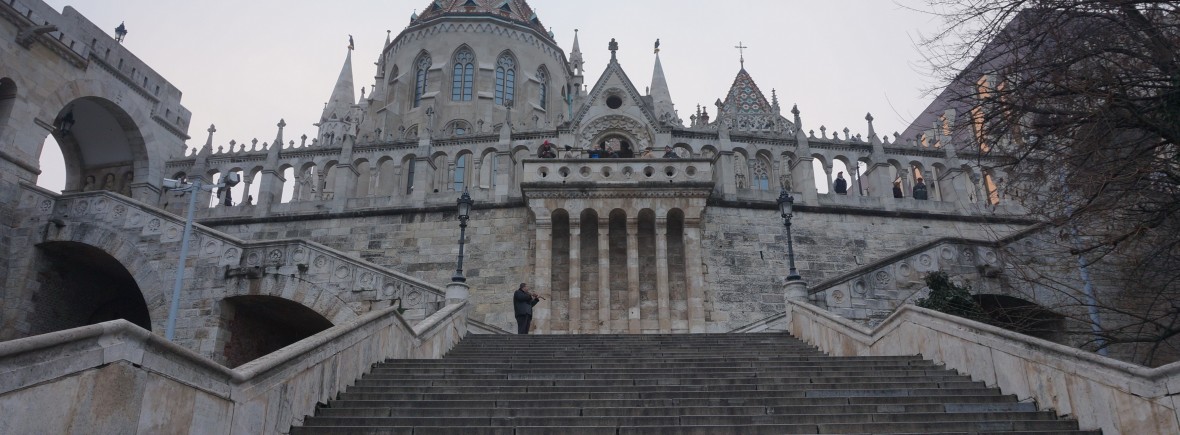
[913,178,929,200]
[833,171,848,195]
[513,283,540,334]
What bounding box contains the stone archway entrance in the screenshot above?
[48,97,146,194]
[218,295,334,368]
[27,241,152,335]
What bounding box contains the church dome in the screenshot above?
[413,0,550,41]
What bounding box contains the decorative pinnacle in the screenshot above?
[208,124,216,133]
[277,119,286,128]
[791,104,799,116]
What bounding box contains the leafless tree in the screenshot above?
[917,1,1180,365]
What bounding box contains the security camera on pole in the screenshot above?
[161,173,239,341]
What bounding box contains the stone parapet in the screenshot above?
[521,158,713,186]
[0,302,468,435]
[785,300,1180,435]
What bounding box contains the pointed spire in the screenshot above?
[650,47,675,124]
[321,48,356,122]
[199,124,215,155]
[569,29,584,76]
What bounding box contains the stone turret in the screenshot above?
[649,45,677,126]
[317,47,358,145]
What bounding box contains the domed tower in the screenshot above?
[361,0,574,142]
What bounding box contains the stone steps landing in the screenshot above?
[291,333,1097,434]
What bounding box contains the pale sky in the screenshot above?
[36,0,942,192]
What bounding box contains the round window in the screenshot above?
[606,95,623,109]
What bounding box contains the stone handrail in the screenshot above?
[0,301,468,434]
[785,300,1180,434]
[802,225,1043,323]
[19,185,445,320]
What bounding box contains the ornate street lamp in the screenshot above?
[452,188,473,282]
[777,189,801,281]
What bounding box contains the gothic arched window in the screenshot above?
[752,157,771,191]
[494,54,516,106]
[451,49,474,101]
[536,67,549,109]
[414,54,431,108]
[453,154,468,192]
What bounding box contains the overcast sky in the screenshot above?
[37,0,942,192]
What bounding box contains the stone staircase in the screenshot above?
[292,333,1096,434]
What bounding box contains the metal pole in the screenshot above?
[785,216,801,281]
[166,180,199,341]
[452,216,468,282]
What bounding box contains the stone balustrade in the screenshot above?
[521,158,714,185]
[785,300,1180,435]
[0,301,468,434]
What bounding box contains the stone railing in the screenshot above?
[18,185,445,325]
[803,227,1040,324]
[785,300,1180,434]
[520,158,714,185]
[0,301,468,435]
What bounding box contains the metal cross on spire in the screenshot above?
[735,41,748,68]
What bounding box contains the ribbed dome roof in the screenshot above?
[413,0,550,40]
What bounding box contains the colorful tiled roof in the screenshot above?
[721,68,773,115]
[413,0,549,40]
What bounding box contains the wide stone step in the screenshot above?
[326,394,1023,410]
[317,402,1040,418]
[292,333,1089,434]
[296,413,1071,428]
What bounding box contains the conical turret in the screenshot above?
[317,46,360,145]
[569,29,583,76]
[649,45,676,125]
[321,48,356,123]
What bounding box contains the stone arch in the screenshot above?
[0,77,16,139]
[27,240,153,337]
[402,153,419,195]
[579,115,653,150]
[666,208,689,332]
[449,44,476,102]
[49,97,149,193]
[217,294,335,368]
[674,143,695,158]
[973,294,1065,343]
[354,158,372,197]
[751,150,774,191]
[577,208,600,332]
[34,223,169,337]
[810,153,831,193]
[39,79,166,196]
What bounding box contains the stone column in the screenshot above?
[791,156,817,203]
[568,224,581,334]
[257,168,285,212]
[598,217,611,334]
[655,220,671,333]
[684,221,707,333]
[533,217,552,334]
[784,280,808,302]
[446,282,469,305]
[626,218,640,333]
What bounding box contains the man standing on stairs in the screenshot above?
[514,283,541,334]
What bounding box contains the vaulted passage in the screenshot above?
[28,241,151,335]
[219,295,333,368]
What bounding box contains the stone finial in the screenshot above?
[608,38,618,61]
[791,104,802,129]
[843,127,850,141]
[819,125,827,139]
[301,134,308,147]
[865,112,876,140]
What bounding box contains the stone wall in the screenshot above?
[700,205,1025,332]
[208,206,533,332]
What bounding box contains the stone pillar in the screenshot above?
[848,166,862,197]
[684,222,707,333]
[533,216,552,334]
[568,224,581,334]
[626,218,640,333]
[784,280,808,303]
[446,282,469,305]
[597,218,611,334]
[655,220,671,333]
[791,156,817,203]
[822,163,833,194]
[716,151,737,200]
[411,157,432,205]
[331,163,358,212]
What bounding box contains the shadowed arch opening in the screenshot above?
[49,97,146,194]
[973,294,1065,342]
[579,209,600,332]
[218,295,333,368]
[550,209,570,331]
[0,78,16,140]
[28,241,151,335]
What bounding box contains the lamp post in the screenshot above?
[452,188,473,283]
[777,189,801,281]
[162,174,238,341]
